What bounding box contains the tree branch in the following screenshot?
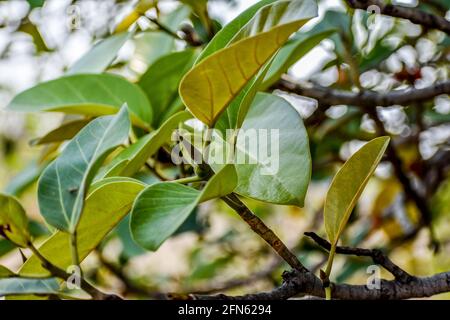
[346,0,450,34]
[191,268,450,300]
[304,232,414,283]
[221,193,308,273]
[276,76,450,108]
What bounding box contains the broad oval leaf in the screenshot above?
[138,49,197,127]
[324,137,390,246]
[236,93,311,206]
[0,278,60,297]
[20,178,145,277]
[38,106,130,232]
[7,74,152,128]
[67,32,131,75]
[210,93,311,206]
[131,164,237,251]
[179,0,318,126]
[0,194,31,247]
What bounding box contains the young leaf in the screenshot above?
[0,278,60,296]
[67,32,131,75]
[179,0,318,126]
[97,111,192,180]
[0,194,31,248]
[7,74,152,128]
[324,137,390,246]
[131,165,237,251]
[138,49,197,126]
[38,106,130,232]
[29,119,91,146]
[20,178,145,277]
[210,93,311,206]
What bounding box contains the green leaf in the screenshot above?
[196,0,278,62]
[210,93,311,206]
[0,265,15,278]
[7,74,152,128]
[98,111,192,180]
[237,93,311,206]
[215,58,274,134]
[67,32,131,74]
[0,278,59,296]
[38,106,130,232]
[131,164,237,251]
[30,119,91,146]
[180,0,318,126]
[138,49,197,126]
[324,137,390,246]
[20,178,145,277]
[0,194,31,247]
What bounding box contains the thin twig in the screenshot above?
[304,232,414,283]
[277,76,450,108]
[346,0,450,34]
[221,193,308,272]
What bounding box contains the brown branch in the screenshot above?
[221,193,308,273]
[191,269,450,300]
[304,232,414,283]
[276,76,450,108]
[346,0,450,34]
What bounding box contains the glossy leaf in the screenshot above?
[131,165,237,251]
[324,137,390,246]
[67,32,131,74]
[38,106,130,232]
[30,119,91,146]
[7,74,152,128]
[180,0,318,126]
[0,194,31,247]
[210,93,311,206]
[0,278,60,296]
[20,178,145,277]
[236,93,311,206]
[139,49,196,126]
[98,111,192,180]
[196,0,277,62]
